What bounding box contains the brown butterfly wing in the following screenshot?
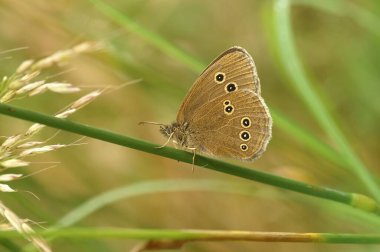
[186,90,271,160]
[177,46,261,124]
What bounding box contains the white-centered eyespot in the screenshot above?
[224,82,237,93]
[214,72,226,84]
[241,117,251,128]
[224,104,234,115]
[240,143,248,151]
[239,130,251,141]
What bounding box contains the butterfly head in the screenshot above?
[160,122,191,148]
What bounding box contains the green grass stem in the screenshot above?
[4,228,380,244]
[0,103,379,217]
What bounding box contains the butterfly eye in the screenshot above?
[240,131,251,141]
[224,105,234,115]
[240,144,248,151]
[225,82,237,93]
[214,72,226,84]
[241,117,251,128]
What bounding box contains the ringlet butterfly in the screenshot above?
[142,46,272,166]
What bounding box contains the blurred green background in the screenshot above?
[0,0,379,251]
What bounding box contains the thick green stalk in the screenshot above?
[0,103,378,216]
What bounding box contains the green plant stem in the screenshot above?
[2,228,380,244]
[0,103,379,216]
[273,0,380,201]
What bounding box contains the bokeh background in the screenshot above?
[0,0,379,251]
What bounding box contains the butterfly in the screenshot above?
[143,47,272,166]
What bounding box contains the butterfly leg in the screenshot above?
[187,147,197,173]
[155,132,174,149]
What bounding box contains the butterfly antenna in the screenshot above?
[138,121,165,126]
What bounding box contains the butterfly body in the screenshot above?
[160,46,272,161]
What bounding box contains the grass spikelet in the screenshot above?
[0,41,103,250]
[0,201,51,252]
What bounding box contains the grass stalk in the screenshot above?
[0,103,379,217]
[4,228,380,244]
